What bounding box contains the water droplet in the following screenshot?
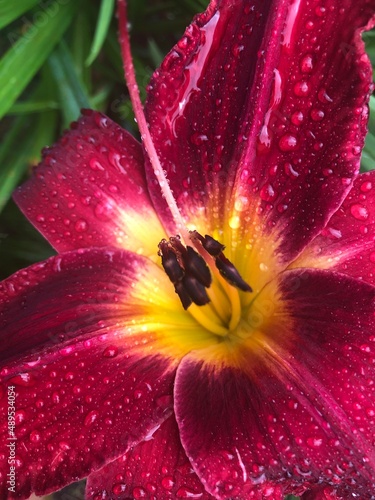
[95,200,115,219]
[232,44,244,57]
[133,487,147,498]
[279,134,298,151]
[350,203,368,221]
[229,215,241,229]
[310,109,325,121]
[284,162,299,177]
[291,111,304,125]
[10,373,35,387]
[307,437,323,448]
[30,430,41,443]
[300,54,314,73]
[103,346,119,358]
[318,88,333,103]
[112,483,127,495]
[176,487,203,498]
[75,219,88,232]
[259,184,276,202]
[36,214,45,223]
[234,196,249,211]
[361,181,372,192]
[161,476,175,490]
[293,81,310,97]
[15,410,26,424]
[84,410,99,426]
[59,441,70,450]
[369,252,375,263]
[315,5,326,16]
[190,133,208,146]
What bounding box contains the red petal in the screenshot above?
[14,110,165,255]
[0,248,179,498]
[174,269,375,499]
[86,414,214,499]
[292,170,375,285]
[145,0,375,259]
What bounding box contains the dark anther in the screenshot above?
[158,236,213,309]
[202,234,225,257]
[215,254,252,292]
[191,231,252,293]
[181,275,210,306]
[185,247,212,288]
[158,240,184,283]
[174,281,193,310]
[159,231,252,310]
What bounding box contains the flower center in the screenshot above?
[158,232,252,336]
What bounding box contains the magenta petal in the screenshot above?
[0,248,176,498]
[175,269,375,499]
[14,110,164,255]
[293,170,375,285]
[1,247,145,361]
[86,414,214,499]
[145,0,375,258]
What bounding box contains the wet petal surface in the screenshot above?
[86,414,214,499]
[14,110,165,258]
[175,269,375,499]
[0,248,214,498]
[145,0,375,266]
[292,170,375,286]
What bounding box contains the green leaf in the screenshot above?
[0,0,39,30]
[0,0,78,120]
[8,100,59,114]
[49,40,91,127]
[85,0,115,66]
[0,66,59,212]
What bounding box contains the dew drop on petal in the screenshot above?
[291,111,304,125]
[361,181,372,192]
[260,184,276,202]
[10,373,35,387]
[310,109,325,121]
[369,252,375,263]
[84,410,99,426]
[112,483,127,495]
[75,219,88,232]
[307,437,323,448]
[318,88,333,103]
[29,430,41,443]
[229,215,241,229]
[176,487,203,498]
[133,487,147,498]
[293,81,310,96]
[103,346,119,358]
[161,476,175,490]
[279,134,298,151]
[15,410,26,424]
[350,203,369,221]
[300,54,314,73]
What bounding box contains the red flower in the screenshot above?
[1,0,375,498]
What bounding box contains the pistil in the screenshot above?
[118,0,191,245]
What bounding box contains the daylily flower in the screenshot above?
[1,0,375,498]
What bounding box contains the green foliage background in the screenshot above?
[0,1,374,499]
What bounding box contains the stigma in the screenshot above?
[158,232,252,310]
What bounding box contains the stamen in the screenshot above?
[117,0,191,244]
[215,254,252,292]
[158,237,211,310]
